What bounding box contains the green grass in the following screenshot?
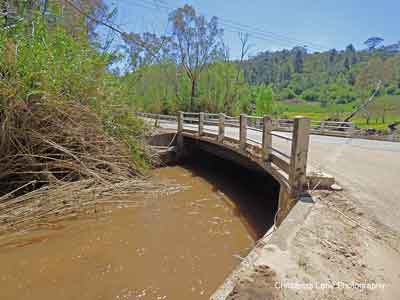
[275,96,400,130]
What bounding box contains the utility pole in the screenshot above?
[344,81,382,122]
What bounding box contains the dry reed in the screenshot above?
[0,100,174,236]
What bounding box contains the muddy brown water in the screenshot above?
[0,153,278,300]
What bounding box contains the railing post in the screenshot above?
[289,116,310,195]
[218,113,225,143]
[177,111,184,134]
[348,122,355,137]
[262,116,272,161]
[240,114,247,152]
[177,111,185,160]
[320,121,325,134]
[199,112,204,136]
[271,119,278,130]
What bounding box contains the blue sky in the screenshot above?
[104,0,399,58]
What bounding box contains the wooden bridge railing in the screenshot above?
[273,119,355,137]
[138,111,311,196]
[137,111,354,138]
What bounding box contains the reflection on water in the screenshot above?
[0,154,278,300]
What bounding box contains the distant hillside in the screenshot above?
[242,43,400,105]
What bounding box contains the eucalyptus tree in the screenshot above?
[169,4,224,110]
[122,32,173,70]
[364,37,384,51]
[292,46,306,73]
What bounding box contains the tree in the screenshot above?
[364,37,384,51]
[383,42,400,53]
[169,4,223,110]
[345,44,358,65]
[1,0,38,27]
[122,32,172,70]
[198,61,250,114]
[292,46,305,73]
[328,49,338,64]
[255,86,274,115]
[344,57,350,70]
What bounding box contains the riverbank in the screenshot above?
[212,190,400,300]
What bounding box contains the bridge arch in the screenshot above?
[148,131,296,225]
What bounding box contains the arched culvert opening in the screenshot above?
[179,147,280,240]
[147,133,281,239]
[147,132,177,147]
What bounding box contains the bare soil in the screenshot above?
[219,190,400,300]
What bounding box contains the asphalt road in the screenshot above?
[157,120,400,232]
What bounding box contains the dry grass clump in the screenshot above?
[0,99,173,236]
[0,100,143,194]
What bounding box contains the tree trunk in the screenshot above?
[190,79,197,111]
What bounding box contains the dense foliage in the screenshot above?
[0,2,151,177]
[125,61,255,115]
[243,44,400,104]
[1,1,399,133]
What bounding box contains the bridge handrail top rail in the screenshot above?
[311,120,353,125]
[203,120,219,125]
[318,123,353,127]
[138,111,353,125]
[246,115,264,120]
[183,117,199,122]
[141,111,318,125]
[270,132,292,141]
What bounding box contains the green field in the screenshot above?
[275,96,400,130]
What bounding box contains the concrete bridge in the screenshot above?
[139,111,330,223]
[139,111,400,231]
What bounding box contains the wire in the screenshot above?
[127,0,328,51]
[63,0,165,61]
[64,0,328,55]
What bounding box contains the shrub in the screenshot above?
[0,15,151,195]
